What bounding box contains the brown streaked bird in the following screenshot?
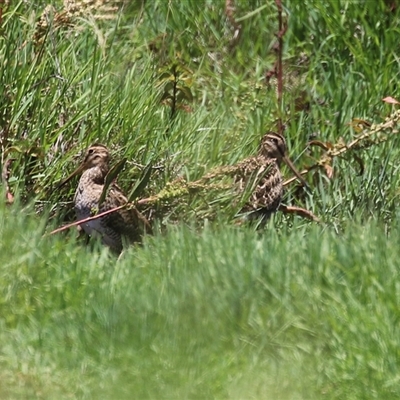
[59,144,151,253]
[235,132,307,221]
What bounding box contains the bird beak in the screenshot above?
[282,154,308,188]
[57,163,85,189]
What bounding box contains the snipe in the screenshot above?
[59,144,151,253]
[236,132,307,221]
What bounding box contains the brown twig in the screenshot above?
[2,158,15,204]
[278,204,320,222]
[48,204,127,235]
[0,0,5,29]
[275,0,285,135]
[283,108,400,186]
[265,1,288,135]
[225,0,242,50]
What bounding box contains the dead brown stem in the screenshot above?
[225,0,242,50]
[2,158,15,204]
[278,204,320,222]
[284,109,400,185]
[0,0,4,28]
[48,204,127,236]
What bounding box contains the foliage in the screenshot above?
[1,0,400,398]
[1,0,400,226]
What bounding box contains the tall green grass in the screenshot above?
[2,0,399,224]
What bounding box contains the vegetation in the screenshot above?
[1,0,400,398]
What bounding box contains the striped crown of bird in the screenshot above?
[235,131,307,220]
[59,144,151,253]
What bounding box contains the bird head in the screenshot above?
[80,144,110,169]
[57,144,110,188]
[259,132,308,187]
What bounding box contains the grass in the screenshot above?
[1,205,400,398]
[1,0,400,398]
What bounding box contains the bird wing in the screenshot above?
[103,183,151,241]
[235,157,283,213]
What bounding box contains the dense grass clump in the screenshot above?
[1,0,400,398]
[1,206,400,398]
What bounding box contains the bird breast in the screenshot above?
[73,172,105,235]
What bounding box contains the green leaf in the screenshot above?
[97,158,127,209]
[177,85,193,102]
[127,162,153,202]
